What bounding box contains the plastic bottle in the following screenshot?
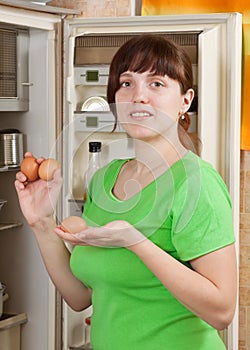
[68,316,92,349]
[83,316,92,349]
[83,141,102,201]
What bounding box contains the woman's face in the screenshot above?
[115,70,193,141]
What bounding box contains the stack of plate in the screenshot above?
[81,96,109,112]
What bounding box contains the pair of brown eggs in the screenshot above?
[20,156,60,182]
[21,157,88,234]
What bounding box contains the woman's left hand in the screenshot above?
[54,220,146,248]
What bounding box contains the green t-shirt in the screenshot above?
[70,151,235,350]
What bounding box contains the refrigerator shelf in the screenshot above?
[0,166,20,173]
[0,223,22,231]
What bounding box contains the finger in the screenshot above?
[54,227,70,237]
[104,220,131,229]
[36,156,46,165]
[16,171,27,182]
[54,230,75,243]
[24,151,33,157]
[14,179,25,191]
[54,227,81,244]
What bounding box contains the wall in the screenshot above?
[240,150,250,350]
[47,0,132,16]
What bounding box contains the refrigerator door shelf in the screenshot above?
[74,112,123,133]
[74,65,109,86]
[0,313,27,350]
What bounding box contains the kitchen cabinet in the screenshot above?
[0,2,242,350]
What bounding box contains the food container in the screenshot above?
[0,129,23,167]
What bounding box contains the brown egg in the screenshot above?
[38,158,60,181]
[60,216,87,234]
[20,156,39,182]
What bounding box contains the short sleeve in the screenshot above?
[171,166,235,261]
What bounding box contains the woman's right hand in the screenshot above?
[14,152,63,226]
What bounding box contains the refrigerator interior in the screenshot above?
[62,14,241,350]
[0,9,61,350]
[67,32,198,202]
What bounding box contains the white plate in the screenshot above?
[81,96,109,112]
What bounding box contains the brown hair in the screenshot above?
[107,34,201,154]
[107,34,193,104]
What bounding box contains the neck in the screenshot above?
[133,134,188,176]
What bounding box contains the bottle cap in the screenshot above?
[89,141,102,152]
[85,316,91,325]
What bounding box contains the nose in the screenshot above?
[132,84,149,104]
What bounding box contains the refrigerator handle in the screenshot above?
[66,76,73,103]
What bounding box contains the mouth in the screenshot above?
[129,110,154,121]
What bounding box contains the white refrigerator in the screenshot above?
[0,2,242,350]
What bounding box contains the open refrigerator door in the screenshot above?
[61,13,241,350]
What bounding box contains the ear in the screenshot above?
[181,88,195,113]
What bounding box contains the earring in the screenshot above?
[177,111,183,122]
[178,112,191,131]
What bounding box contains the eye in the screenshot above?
[120,81,130,88]
[151,81,164,87]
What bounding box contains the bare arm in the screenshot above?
[31,216,92,311]
[15,153,91,311]
[129,239,237,330]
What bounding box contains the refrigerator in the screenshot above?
[0,2,242,350]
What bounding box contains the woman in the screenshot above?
[15,35,237,350]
